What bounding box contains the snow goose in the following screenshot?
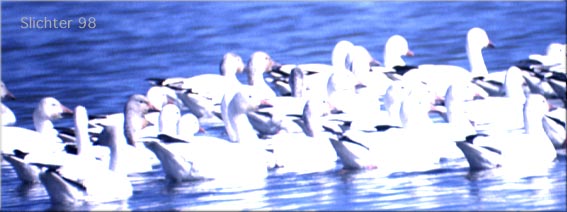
[2,105,98,184]
[143,87,273,182]
[456,94,557,170]
[1,81,16,126]
[389,28,499,98]
[147,52,245,122]
[31,122,133,206]
[267,40,354,96]
[265,98,339,174]
[122,94,160,147]
[347,45,392,97]
[33,97,74,138]
[2,97,72,155]
[517,43,566,73]
[461,66,530,132]
[325,86,466,172]
[369,34,415,78]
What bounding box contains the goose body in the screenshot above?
[144,88,273,182]
[32,120,133,206]
[456,94,557,170]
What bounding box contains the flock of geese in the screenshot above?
[1,27,566,206]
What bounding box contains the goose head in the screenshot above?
[467,27,494,50]
[124,94,160,146]
[302,97,332,137]
[546,43,565,62]
[246,51,278,86]
[523,94,550,135]
[384,35,414,68]
[0,81,15,100]
[33,97,73,135]
[34,97,73,120]
[331,40,355,70]
[220,52,245,76]
[146,86,177,111]
[346,45,380,76]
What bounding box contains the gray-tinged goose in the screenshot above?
[456,94,557,170]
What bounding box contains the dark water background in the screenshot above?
[1,2,566,210]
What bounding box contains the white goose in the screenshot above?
[392,27,500,98]
[459,66,530,132]
[456,94,557,170]
[144,87,273,182]
[2,103,92,184]
[2,97,72,154]
[326,85,466,172]
[262,98,339,174]
[147,52,245,122]
[1,81,16,126]
[31,120,133,206]
[267,40,355,97]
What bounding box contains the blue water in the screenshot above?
[1,2,566,211]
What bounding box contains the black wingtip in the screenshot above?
[464,133,489,143]
[157,134,190,144]
[146,78,167,86]
[374,125,401,132]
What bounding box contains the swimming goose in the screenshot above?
[2,105,96,184]
[388,28,500,97]
[31,122,133,206]
[1,81,16,126]
[147,52,245,122]
[122,94,160,147]
[457,66,531,132]
[2,97,72,154]
[33,97,74,138]
[144,87,273,182]
[456,94,557,170]
[517,43,566,73]
[265,98,339,174]
[370,34,415,78]
[347,45,391,97]
[326,86,465,172]
[267,40,354,96]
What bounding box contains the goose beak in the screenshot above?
[406,50,415,57]
[269,60,281,72]
[433,95,445,106]
[148,103,161,113]
[548,103,557,111]
[355,82,367,90]
[198,127,206,133]
[369,59,382,67]
[61,105,74,115]
[4,92,16,100]
[259,99,273,109]
[487,41,495,48]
